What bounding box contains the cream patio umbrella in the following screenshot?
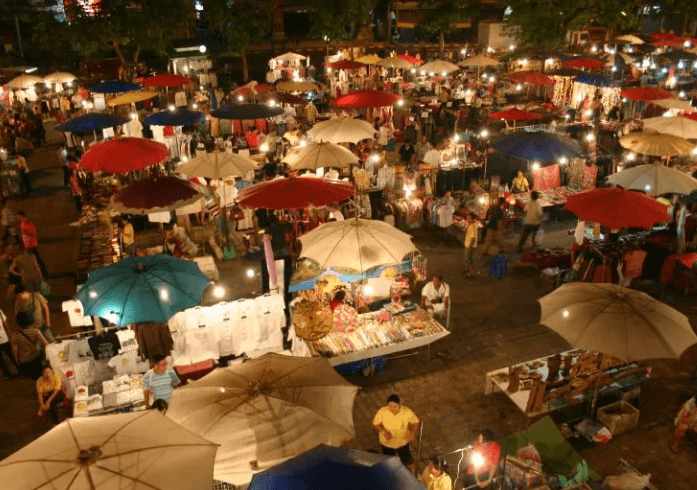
[376,56,412,70]
[275,52,307,62]
[282,140,359,170]
[458,54,501,68]
[650,97,695,111]
[641,116,697,140]
[307,116,376,144]
[615,34,644,44]
[298,218,418,273]
[539,283,697,362]
[167,353,359,486]
[0,411,218,490]
[43,71,76,84]
[277,80,319,93]
[176,150,259,180]
[419,59,460,74]
[355,54,382,64]
[607,163,697,196]
[604,53,634,66]
[107,90,159,106]
[7,74,43,89]
[619,132,695,156]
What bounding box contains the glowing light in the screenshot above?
[159,289,169,301]
[67,81,72,87]
[564,114,570,119]
[584,110,593,117]
[471,452,485,469]
[259,143,269,152]
[585,133,595,142]
[516,84,522,91]
[611,66,617,72]
[480,129,489,138]
[246,268,255,278]
[168,104,175,111]
[410,68,416,73]
[326,67,332,73]
[679,91,686,98]
[44,82,51,88]
[622,97,627,102]
[237,95,244,102]
[650,63,656,69]
[299,139,307,147]
[626,153,635,161]
[397,99,404,106]
[213,285,225,298]
[591,46,598,53]
[442,71,447,76]
[420,71,426,75]
[130,112,138,120]
[89,291,98,298]
[454,134,460,142]
[685,40,692,48]
[693,147,697,155]
[521,58,528,64]
[678,61,685,69]
[182,156,188,162]
[199,45,207,53]
[562,310,569,318]
[559,157,568,164]
[370,154,380,162]
[509,45,516,51]
[461,49,467,54]
[405,189,412,197]
[545,58,554,64]
[645,184,651,191]
[364,285,374,296]
[478,196,486,204]
[429,72,435,76]
[268,99,277,107]
[487,46,494,53]
[532,162,540,171]
[490,77,496,82]
[86,102,93,109]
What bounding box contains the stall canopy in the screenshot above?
[43,71,76,84]
[233,82,275,96]
[212,104,285,120]
[7,74,43,89]
[55,113,129,132]
[145,108,205,126]
[621,86,672,101]
[488,108,543,121]
[615,34,644,44]
[607,163,697,196]
[508,71,554,86]
[0,411,218,490]
[176,150,258,180]
[77,254,210,325]
[107,90,159,106]
[282,140,359,170]
[603,53,634,66]
[333,90,403,109]
[491,132,584,162]
[141,73,192,87]
[248,445,424,490]
[657,50,697,62]
[619,132,695,156]
[539,283,697,362]
[564,187,670,228]
[275,52,306,61]
[237,177,355,209]
[167,353,359,485]
[398,53,424,64]
[355,54,382,64]
[458,54,501,68]
[549,68,586,77]
[79,137,168,173]
[419,60,460,74]
[561,57,606,69]
[307,116,376,144]
[326,60,365,70]
[90,80,141,94]
[277,80,319,93]
[574,73,615,87]
[641,116,697,140]
[110,176,206,215]
[650,97,695,111]
[376,56,413,69]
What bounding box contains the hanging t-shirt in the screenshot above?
[183,328,220,364]
[0,310,7,344]
[62,299,93,327]
[107,350,142,376]
[88,332,121,360]
[116,329,138,353]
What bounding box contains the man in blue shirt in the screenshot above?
[143,355,180,407]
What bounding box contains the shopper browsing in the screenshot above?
[372,394,420,474]
[143,355,181,407]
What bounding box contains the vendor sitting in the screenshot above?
[469,178,484,195]
[37,364,68,425]
[420,275,449,317]
[511,170,530,194]
[420,457,452,490]
[330,290,346,311]
[466,429,500,490]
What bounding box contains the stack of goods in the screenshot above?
[74,204,120,226]
[102,374,146,412]
[77,223,120,282]
[166,225,199,257]
[291,299,333,340]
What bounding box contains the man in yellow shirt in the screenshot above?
[372,394,420,474]
[121,217,135,256]
[462,214,478,277]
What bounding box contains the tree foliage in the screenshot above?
[419,0,478,37]
[201,0,272,54]
[310,0,372,42]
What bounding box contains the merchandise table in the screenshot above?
[484,349,650,417]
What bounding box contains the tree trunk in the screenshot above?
[14,14,23,59]
[241,47,249,82]
[439,29,445,57]
[386,1,392,43]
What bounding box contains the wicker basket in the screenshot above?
[597,400,640,435]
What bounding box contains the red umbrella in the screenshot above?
[562,58,606,69]
[271,92,308,105]
[565,188,670,229]
[233,83,275,96]
[621,86,673,101]
[141,73,192,87]
[650,32,678,40]
[237,177,355,209]
[111,176,205,214]
[508,71,554,86]
[326,60,365,70]
[488,108,543,121]
[651,39,685,47]
[79,138,169,174]
[398,54,424,65]
[333,90,403,108]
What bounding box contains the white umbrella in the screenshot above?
[299,218,418,273]
[275,52,306,61]
[604,53,634,66]
[308,116,375,144]
[0,411,218,490]
[167,353,358,485]
[650,97,695,111]
[419,60,460,74]
[539,283,697,362]
[376,56,412,70]
[7,74,43,89]
[283,140,359,170]
[43,71,77,84]
[641,116,697,140]
[277,80,318,93]
[458,54,501,68]
[615,34,644,44]
[607,163,697,196]
[176,150,259,180]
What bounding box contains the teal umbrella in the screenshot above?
[76,255,210,325]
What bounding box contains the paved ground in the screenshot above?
[1,142,696,489]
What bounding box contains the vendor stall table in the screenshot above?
[0,160,21,197]
[485,349,650,417]
[76,223,121,283]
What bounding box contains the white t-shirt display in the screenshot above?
[107,350,142,376]
[116,328,138,353]
[0,310,8,344]
[62,300,93,327]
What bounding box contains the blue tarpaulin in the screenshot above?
[145,109,205,127]
[575,73,616,87]
[90,80,141,94]
[55,113,129,132]
[491,132,584,163]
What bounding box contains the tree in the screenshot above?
[310,0,372,44]
[201,0,272,81]
[504,0,642,48]
[420,0,478,56]
[33,0,193,80]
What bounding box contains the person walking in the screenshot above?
[15,285,53,343]
[373,394,420,474]
[121,217,135,256]
[517,191,544,252]
[17,211,48,278]
[462,214,478,277]
[143,355,181,407]
[69,169,83,213]
[0,308,18,379]
[57,144,69,188]
[16,153,31,197]
[9,246,43,292]
[11,311,48,380]
[481,199,506,256]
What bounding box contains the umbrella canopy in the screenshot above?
[355,54,382,64]
[651,39,685,48]
[607,163,697,196]
[642,115,697,139]
[562,57,606,69]
[603,53,634,66]
[508,71,554,86]
[282,141,359,170]
[564,187,670,228]
[110,176,206,215]
[650,32,678,40]
[615,34,645,44]
[326,60,365,70]
[619,131,695,156]
[248,445,423,490]
[233,82,275,96]
[237,177,355,209]
[491,132,584,162]
[270,92,307,105]
[145,108,205,126]
[299,218,417,272]
[333,90,402,109]
[276,80,319,93]
[658,50,697,62]
[275,52,306,61]
[650,97,694,111]
[176,151,258,180]
[539,283,697,362]
[307,116,376,144]
[90,80,141,94]
[0,411,218,490]
[212,104,285,120]
[79,137,168,173]
[574,73,615,87]
[419,59,460,74]
[398,53,423,64]
[142,73,192,87]
[376,56,413,69]
[458,54,501,68]
[43,71,76,84]
[7,74,43,89]
[107,90,159,106]
[167,353,359,485]
[488,108,543,121]
[77,254,210,325]
[549,67,587,77]
[621,86,672,101]
[55,113,129,132]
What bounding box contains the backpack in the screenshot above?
[488,253,507,279]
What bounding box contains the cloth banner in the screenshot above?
[533,164,561,191]
[582,165,598,189]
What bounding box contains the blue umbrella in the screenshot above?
[491,131,584,162]
[249,445,425,490]
[212,103,284,120]
[90,80,141,94]
[575,73,615,87]
[76,255,211,325]
[55,113,129,132]
[145,108,205,126]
